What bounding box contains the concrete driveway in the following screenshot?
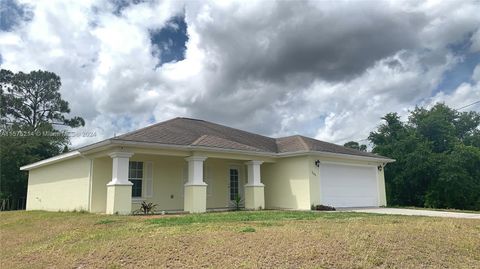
[347,207,480,219]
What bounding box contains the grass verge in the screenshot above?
[1,210,479,269]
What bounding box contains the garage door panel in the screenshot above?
[320,163,378,208]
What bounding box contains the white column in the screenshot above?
[106,152,134,215]
[246,160,264,186]
[185,156,208,185]
[244,160,265,210]
[107,152,134,186]
[184,156,208,213]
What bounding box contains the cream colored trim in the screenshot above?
[109,152,134,158]
[285,150,395,163]
[376,167,381,207]
[319,160,379,168]
[20,151,81,171]
[21,139,394,170]
[109,140,276,157]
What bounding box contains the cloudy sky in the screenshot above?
[1,0,479,148]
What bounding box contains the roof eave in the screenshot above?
[109,139,278,157]
[278,150,395,163]
[20,140,395,171]
[19,151,83,171]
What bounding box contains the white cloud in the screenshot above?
[473,64,480,82]
[427,64,480,112]
[1,0,479,148]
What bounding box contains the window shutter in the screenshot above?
[144,161,153,198]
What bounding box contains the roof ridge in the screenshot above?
[295,135,310,151]
[275,134,300,139]
[191,134,208,145]
[191,134,264,151]
[115,117,180,139]
[177,117,206,122]
[297,135,388,158]
[195,118,278,142]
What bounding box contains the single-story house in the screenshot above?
[20,117,394,214]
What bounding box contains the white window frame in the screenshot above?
[129,161,143,199]
[228,165,241,202]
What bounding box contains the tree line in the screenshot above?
[345,104,480,210]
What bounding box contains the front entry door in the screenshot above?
[228,167,240,206]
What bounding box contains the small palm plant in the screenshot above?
[138,201,157,215]
[232,195,243,211]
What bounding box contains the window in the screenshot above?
[229,168,239,200]
[129,161,143,198]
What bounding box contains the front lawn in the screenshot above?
[394,206,480,214]
[1,210,479,268]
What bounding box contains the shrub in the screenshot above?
[233,195,243,211]
[312,204,336,211]
[136,201,157,215]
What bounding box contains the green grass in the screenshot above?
[94,219,117,225]
[393,206,480,214]
[148,210,368,226]
[1,210,479,269]
[240,226,256,232]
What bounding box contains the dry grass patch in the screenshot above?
[0,210,479,268]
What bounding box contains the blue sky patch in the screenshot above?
[435,52,480,93]
[434,35,480,94]
[110,0,146,16]
[150,15,188,66]
[0,0,33,32]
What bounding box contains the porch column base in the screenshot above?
[184,184,207,213]
[106,183,132,215]
[244,184,264,210]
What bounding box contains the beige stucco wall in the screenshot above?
[184,185,207,213]
[377,168,387,206]
[90,157,111,213]
[106,185,132,214]
[90,154,248,213]
[244,185,265,210]
[262,155,388,210]
[26,157,91,211]
[26,144,389,213]
[262,156,311,210]
[308,156,321,207]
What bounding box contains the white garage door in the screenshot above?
[320,163,378,208]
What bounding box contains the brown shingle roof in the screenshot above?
[112,117,389,159]
[114,118,278,152]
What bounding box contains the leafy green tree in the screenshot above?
[1,69,84,130]
[425,145,480,209]
[369,103,480,210]
[343,141,367,151]
[0,69,85,207]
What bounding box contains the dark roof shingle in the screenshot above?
[115,118,278,152]
[112,117,389,159]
